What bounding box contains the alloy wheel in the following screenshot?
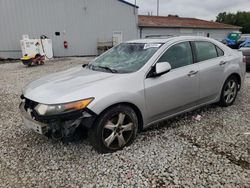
[224,79,237,104]
[102,113,134,150]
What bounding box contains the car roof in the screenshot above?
[241,34,250,37]
[126,36,214,44]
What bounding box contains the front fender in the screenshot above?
[87,91,147,123]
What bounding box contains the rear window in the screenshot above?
[228,33,240,41]
[245,43,250,47]
[195,41,218,62]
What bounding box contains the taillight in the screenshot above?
[243,56,246,63]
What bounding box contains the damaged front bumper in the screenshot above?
[19,101,97,139]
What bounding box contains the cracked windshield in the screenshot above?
[89,43,162,73]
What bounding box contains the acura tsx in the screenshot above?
[20,36,246,153]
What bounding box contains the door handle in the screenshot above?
[188,70,198,76]
[219,61,227,66]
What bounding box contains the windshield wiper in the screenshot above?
[90,65,118,73]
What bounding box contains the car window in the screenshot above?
[89,43,162,73]
[195,41,218,62]
[157,42,193,69]
[216,46,224,57]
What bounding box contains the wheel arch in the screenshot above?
[227,73,241,90]
[96,102,144,131]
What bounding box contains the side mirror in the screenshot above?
[147,62,171,78]
[155,62,171,75]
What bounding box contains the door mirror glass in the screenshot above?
[155,62,171,75]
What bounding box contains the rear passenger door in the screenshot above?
[193,41,226,104]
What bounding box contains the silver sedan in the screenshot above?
[20,36,246,153]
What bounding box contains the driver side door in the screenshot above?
[144,41,200,123]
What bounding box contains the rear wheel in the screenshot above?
[219,76,239,107]
[27,61,32,67]
[89,105,138,153]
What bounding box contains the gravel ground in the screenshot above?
[0,58,249,187]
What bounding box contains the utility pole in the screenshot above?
[157,0,159,16]
[134,0,137,14]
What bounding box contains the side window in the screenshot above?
[195,41,217,62]
[157,42,193,69]
[216,46,224,57]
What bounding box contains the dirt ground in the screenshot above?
[0,58,249,187]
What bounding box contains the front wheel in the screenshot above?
[89,105,138,153]
[219,76,239,107]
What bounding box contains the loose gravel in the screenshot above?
[0,58,249,187]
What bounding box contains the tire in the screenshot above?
[219,76,239,107]
[24,59,32,67]
[89,105,138,153]
[27,61,32,67]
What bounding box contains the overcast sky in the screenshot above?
[126,0,250,21]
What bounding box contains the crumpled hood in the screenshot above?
[23,66,115,104]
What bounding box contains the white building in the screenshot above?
[138,15,241,41]
[0,0,138,59]
[0,1,242,59]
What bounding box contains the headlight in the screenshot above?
[35,98,94,116]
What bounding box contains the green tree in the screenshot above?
[216,11,250,33]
